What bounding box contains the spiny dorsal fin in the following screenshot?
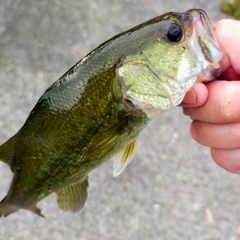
[56,176,89,212]
[0,136,16,169]
[113,136,138,177]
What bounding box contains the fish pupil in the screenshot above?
[166,24,182,42]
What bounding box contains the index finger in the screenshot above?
[183,81,240,123]
[214,19,240,76]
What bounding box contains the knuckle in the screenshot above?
[218,104,234,123]
[211,148,239,174]
[216,86,236,123]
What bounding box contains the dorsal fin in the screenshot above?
[0,136,16,169]
[56,176,89,212]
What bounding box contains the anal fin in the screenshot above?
[113,136,138,177]
[56,176,89,212]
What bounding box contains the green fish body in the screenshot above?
[0,9,222,217]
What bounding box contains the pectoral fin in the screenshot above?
[113,136,138,177]
[56,176,89,212]
[80,120,129,162]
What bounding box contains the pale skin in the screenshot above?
[180,19,240,174]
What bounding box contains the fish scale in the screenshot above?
[0,9,222,217]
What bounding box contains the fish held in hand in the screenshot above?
[0,9,222,217]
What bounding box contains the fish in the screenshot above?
[0,9,222,217]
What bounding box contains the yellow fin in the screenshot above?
[56,176,89,212]
[0,136,16,169]
[113,136,138,177]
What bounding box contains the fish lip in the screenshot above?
[187,9,223,80]
[186,9,215,39]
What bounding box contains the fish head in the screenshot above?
[117,9,223,118]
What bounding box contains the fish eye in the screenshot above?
[166,24,183,43]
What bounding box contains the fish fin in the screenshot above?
[30,205,45,218]
[113,136,138,177]
[0,136,16,168]
[0,200,18,218]
[56,176,89,212]
[0,197,44,218]
[80,120,128,162]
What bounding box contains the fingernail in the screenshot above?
[181,90,197,106]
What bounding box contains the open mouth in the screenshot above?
[187,9,223,79]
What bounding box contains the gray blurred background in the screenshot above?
[0,1,239,240]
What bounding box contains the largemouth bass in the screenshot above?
[0,9,222,217]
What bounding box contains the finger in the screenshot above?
[219,67,240,80]
[211,148,240,174]
[190,121,240,149]
[179,82,208,107]
[183,81,240,123]
[214,19,240,76]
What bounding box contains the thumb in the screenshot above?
[179,82,208,107]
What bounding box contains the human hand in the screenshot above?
[181,19,240,173]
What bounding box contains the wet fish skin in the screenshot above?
[0,9,222,217]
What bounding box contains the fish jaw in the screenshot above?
[187,9,223,81]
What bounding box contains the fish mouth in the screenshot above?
[187,9,223,80]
